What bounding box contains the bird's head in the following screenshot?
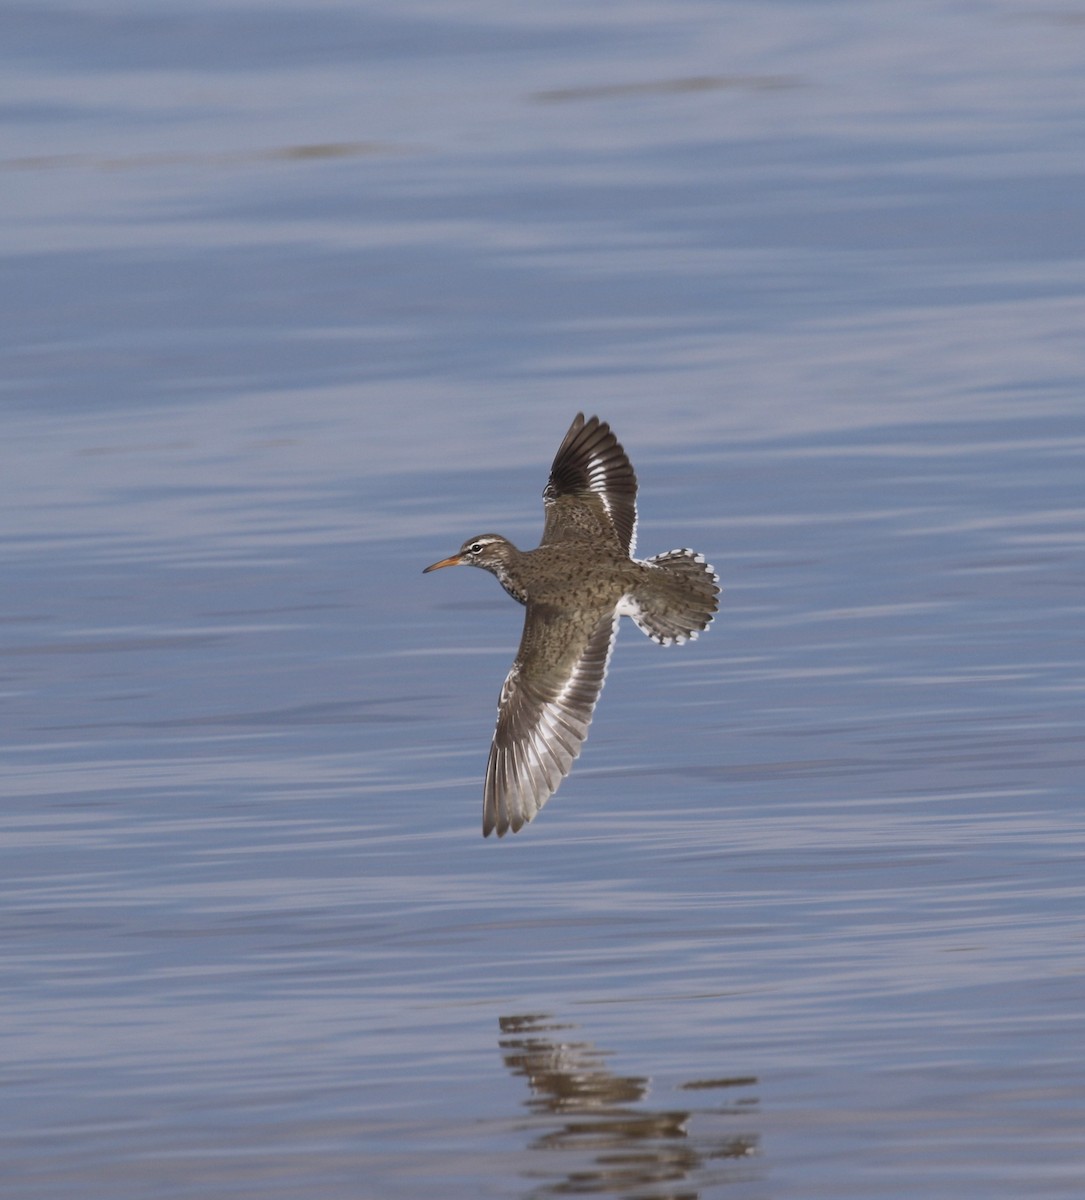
[423,534,517,575]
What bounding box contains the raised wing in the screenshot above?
[542,413,638,555]
[483,604,619,837]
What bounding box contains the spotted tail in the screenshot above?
[626,549,720,645]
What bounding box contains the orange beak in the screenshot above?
[422,553,463,573]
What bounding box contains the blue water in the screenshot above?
[3,3,1084,1197]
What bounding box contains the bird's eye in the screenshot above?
[469,542,483,554]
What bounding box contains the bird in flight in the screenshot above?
[424,414,719,837]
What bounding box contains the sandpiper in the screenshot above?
[424,413,719,837]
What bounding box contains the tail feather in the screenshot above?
[625,549,720,645]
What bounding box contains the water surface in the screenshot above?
[3,3,1084,1197]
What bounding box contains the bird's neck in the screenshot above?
[486,547,529,606]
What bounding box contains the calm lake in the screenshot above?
[3,2,1084,1197]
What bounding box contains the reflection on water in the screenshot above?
[499,1015,759,1197]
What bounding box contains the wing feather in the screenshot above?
[542,414,638,554]
[483,605,619,837]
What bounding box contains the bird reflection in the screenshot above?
[498,1014,759,1197]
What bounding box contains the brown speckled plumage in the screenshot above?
[424,414,720,837]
